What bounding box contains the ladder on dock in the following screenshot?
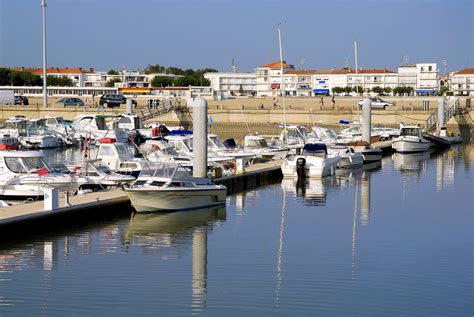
[424,97,460,132]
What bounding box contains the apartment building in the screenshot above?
[255,61,295,97]
[398,63,439,95]
[204,72,257,95]
[449,68,474,96]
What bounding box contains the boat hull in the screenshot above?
[392,139,430,153]
[281,156,340,178]
[126,187,227,213]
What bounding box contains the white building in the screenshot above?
[347,69,398,91]
[449,68,474,96]
[204,72,257,95]
[397,63,439,95]
[255,61,295,97]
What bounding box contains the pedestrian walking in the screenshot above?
[319,96,324,110]
[331,95,335,110]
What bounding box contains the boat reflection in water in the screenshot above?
[124,207,226,314]
[392,152,430,178]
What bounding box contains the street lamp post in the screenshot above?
[42,0,48,108]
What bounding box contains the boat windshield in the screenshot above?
[400,128,420,137]
[90,160,111,174]
[95,118,108,130]
[4,157,27,173]
[208,136,225,149]
[21,156,48,172]
[115,143,133,159]
[246,138,268,148]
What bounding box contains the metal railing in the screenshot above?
[424,97,460,132]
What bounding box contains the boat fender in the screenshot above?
[296,157,306,178]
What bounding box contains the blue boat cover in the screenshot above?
[170,130,193,135]
[339,120,351,125]
[303,143,327,154]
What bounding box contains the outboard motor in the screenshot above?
[296,157,306,178]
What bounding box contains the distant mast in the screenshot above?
[278,24,287,144]
[231,58,236,73]
[42,0,48,108]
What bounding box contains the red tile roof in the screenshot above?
[454,68,474,75]
[12,67,89,74]
[287,69,352,75]
[358,69,396,74]
[258,61,294,69]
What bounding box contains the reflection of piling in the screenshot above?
[189,97,208,178]
[192,227,207,314]
[360,172,371,225]
[436,156,444,192]
[362,98,371,144]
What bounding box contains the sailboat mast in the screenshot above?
[354,41,360,114]
[42,0,48,108]
[278,25,288,143]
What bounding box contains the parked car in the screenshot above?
[14,95,29,105]
[56,97,84,107]
[99,94,137,108]
[358,97,395,110]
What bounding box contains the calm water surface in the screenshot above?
[0,145,472,316]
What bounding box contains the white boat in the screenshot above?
[61,159,135,189]
[338,122,381,144]
[165,134,234,165]
[307,126,339,145]
[243,135,289,161]
[0,116,59,149]
[278,125,308,153]
[94,138,157,177]
[72,114,128,143]
[44,116,79,146]
[0,150,89,198]
[125,163,227,212]
[207,134,256,161]
[281,144,340,178]
[143,139,193,167]
[327,145,364,168]
[392,125,431,153]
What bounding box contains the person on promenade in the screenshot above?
[331,95,335,110]
[319,96,324,110]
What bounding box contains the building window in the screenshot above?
[428,66,432,71]
[421,67,424,71]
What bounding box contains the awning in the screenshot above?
[416,89,435,93]
[270,83,280,89]
[313,89,329,94]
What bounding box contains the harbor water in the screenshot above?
[0,145,472,316]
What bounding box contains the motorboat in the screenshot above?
[165,134,234,165]
[373,126,400,140]
[277,125,308,154]
[61,159,135,189]
[307,126,339,145]
[0,116,59,149]
[44,116,79,146]
[327,145,364,168]
[0,150,89,198]
[125,162,227,212]
[93,138,157,177]
[281,143,340,178]
[243,135,289,161]
[207,134,256,161]
[72,114,128,143]
[338,121,380,144]
[143,139,193,167]
[0,135,20,150]
[392,124,431,153]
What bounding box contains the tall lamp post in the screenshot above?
[42,0,48,108]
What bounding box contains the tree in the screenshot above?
[332,87,345,94]
[107,69,119,75]
[383,87,392,94]
[344,86,352,93]
[438,86,449,96]
[371,86,384,94]
[151,76,173,87]
[105,78,122,87]
[173,75,200,86]
[46,75,74,86]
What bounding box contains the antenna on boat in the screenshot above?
[277,24,288,145]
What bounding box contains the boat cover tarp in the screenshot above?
[339,120,351,125]
[303,143,327,154]
[169,130,192,135]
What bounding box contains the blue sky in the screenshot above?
[0,0,473,72]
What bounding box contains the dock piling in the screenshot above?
[362,98,371,144]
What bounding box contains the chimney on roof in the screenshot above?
[90,67,94,72]
[79,67,82,70]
